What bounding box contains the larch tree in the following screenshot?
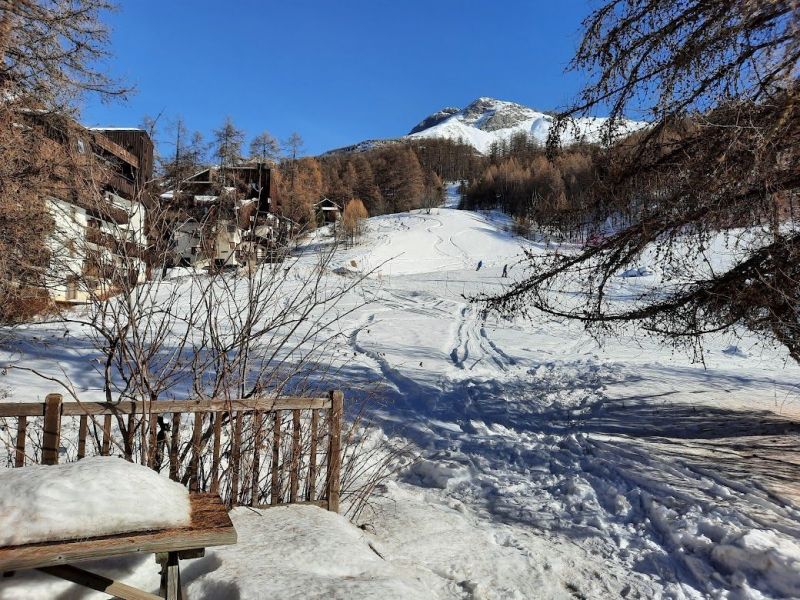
[374,146,425,213]
[351,155,383,215]
[213,116,245,169]
[282,132,304,163]
[278,156,321,226]
[341,198,369,246]
[249,130,280,164]
[162,116,208,189]
[484,0,800,364]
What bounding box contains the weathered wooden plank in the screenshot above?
[190,412,202,492]
[156,548,204,561]
[139,413,148,466]
[0,494,236,572]
[162,551,181,600]
[38,564,162,600]
[101,414,112,456]
[92,132,140,169]
[271,411,282,505]
[124,413,135,461]
[308,409,319,501]
[326,390,344,513]
[77,415,88,460]
[42,394,63,466]
[0,396,331,418]
[15,415,27,467]
[289,409,301,503]
[147,413,158,469]
[0,404,44,417]
[169,413,181,481]
[230,412,243,506]
[251,413,263,506]
[210,413,222,494]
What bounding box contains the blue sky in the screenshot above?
[82,0,590,156]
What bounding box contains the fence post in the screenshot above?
[326,390,344,513]
[15,416,27,467]
[42,393,63,465]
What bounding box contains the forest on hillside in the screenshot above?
[156,119,482,227]
[156,115,636,241]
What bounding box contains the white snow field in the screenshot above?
[0,456,190,545]
[2,185,800,598]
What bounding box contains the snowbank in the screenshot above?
[0,456,191,546]
[186,504,440,599]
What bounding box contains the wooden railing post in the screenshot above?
[42,393,63,465]
[210,413,222,494]
[15,416,27,467]
[307,409,319,501]
[101,414,112,456]
[289,409,301,503]
[251,412,263,506]
[230,412,243,506]
[270,411,282,505]
[169,413,181,481]
[190,412,202,492]
[326,390,344,513]
[77,415,88,460]
[147,414,158,468]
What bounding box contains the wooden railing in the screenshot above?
[0,391,344,513]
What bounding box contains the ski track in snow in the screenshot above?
[331,193,800,599]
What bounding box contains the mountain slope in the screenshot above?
[323,97,648,156]
[406,97,647,154]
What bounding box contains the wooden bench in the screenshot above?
[0,493,236,600]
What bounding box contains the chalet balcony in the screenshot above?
[105,171,136,200]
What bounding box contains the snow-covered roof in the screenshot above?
[88,127,146,131]
[315,197,342,210]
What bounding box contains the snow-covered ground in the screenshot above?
[2,185,800,599]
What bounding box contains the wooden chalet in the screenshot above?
[161,164,288,269]
[18,111,155,302]
[315,197,342,225]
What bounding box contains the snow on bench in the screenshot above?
[0,456,190,546]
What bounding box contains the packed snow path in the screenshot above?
[2,191,800,598]
[317,200,800,599]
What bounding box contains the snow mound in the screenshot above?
[710,529,800,597]
[722,345,749,358]
[404,457,471,489]
[0,456,191,546]
[187,504,441,599]
[618,266,653,278]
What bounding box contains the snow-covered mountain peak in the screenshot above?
[458,97,544,131]
[405,97,646,154]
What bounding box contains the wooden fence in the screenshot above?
[0,391,344,513]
